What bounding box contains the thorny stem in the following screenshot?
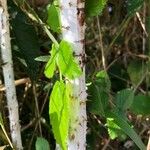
[0,1,23,149]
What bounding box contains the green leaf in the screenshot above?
[106,118,126,140]
[44,44,58,78]
[35,56,50,62]
[127,60,146,86]
[127,0,144,15]
[35,137,50,150]
[85,0,108,17]
[49,81,69,150]
[47,4,61,33]
[57,40,82,79]
[96,70,111,90]
[87,71,110,116]
[115,89,134,111]
[106,111,146,150]
[130,94,150,115]
[44,40,82,79]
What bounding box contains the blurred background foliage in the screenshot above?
[0,0,150,149]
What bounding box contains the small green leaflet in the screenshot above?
[127,0,144,15]
[85,0,108,17]
[35,55,50,62]
[44,40,82,79]
[115,89,134,111]
[44,44,58,78]
[49,81,69,150]
[35,137,50,150]
[106,118,126,140]
[47,4,61,33]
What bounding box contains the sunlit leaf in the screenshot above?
[106,118,126,140]
[57,40,82,79]
[49,81,69,150]
[44,44,58,78]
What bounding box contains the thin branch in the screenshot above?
[96,16,106,70]
[13,0,59,47]
[33,83,42,136]
[0,78,30,92]
[147,135,150,150]
[106,16,131,56]
[136,12,148,37]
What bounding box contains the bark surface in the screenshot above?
[60,0,87,149]
[0,0,23,149]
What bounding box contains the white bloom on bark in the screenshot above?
[0,1,23,149]
[60,0,87,149]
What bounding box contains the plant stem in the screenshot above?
[96,16,106,70]
[14,0,59,47]
[60,0,87,149]
[106,15,131,56]
[0,1,23,149]
[1,125,14,149]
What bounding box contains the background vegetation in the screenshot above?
[0,0,150,149]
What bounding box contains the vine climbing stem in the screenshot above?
[60,0,87,149]
[0,0,23,149]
